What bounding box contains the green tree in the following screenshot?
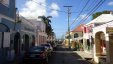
[92,11,111,19]
[38,16,53,35]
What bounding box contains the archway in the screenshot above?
[0,23,10,62]
[0,23,9,48]
[14,32,21,55]
[0,23,9,32]
[95,31,106,56]
[24,34,29,51]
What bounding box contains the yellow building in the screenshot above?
[64,24,84,50]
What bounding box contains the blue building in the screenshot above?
[0,0,37,63]
[0,0,16,63]
[17,16,36,52]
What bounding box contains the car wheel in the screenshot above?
[43,58,48,64]
[49,52,51,56]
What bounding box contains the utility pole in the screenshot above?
[64,6,72,49]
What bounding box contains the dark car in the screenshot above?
[41,44,53,56]
[23,46,48,64]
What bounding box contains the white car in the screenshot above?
[41,44,53,56]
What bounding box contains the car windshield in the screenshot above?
[29,47,45,52]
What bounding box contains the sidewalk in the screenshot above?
[75,51,101,64]
[74,51,93,59]
[74,51,99,64]
[5,51,24,64]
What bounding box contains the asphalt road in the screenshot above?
[18,45,91,64]
[48,45,90,64]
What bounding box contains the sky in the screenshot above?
[16,0,113,39]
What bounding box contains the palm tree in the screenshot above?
[38,16,53,35]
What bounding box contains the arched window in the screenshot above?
[74,33,79,38]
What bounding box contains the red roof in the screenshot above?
[71,24,84,32]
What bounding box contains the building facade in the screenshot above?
[47,32,56,42]
[71,24,84,50]
[83,13,113,64]
[7,15,36,63]
[17,16,36,51]
[29,19,47,46]
[0,0,16,63]
[64,24,84,49]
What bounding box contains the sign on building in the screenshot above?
[3,32,10,47]
[106,27,113,33]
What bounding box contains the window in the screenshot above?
[0,0,9,6]
[74,33,79,38]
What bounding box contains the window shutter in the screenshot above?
[84,27,86,33]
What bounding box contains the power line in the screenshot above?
[50,9,67,13]
[28,0,46,6]
[27,0,106,30]
[70,0,106,30]
[77,0,106,27]
[51,9,89,13]
[85,0,98,11]
[70,0,91,26]
[27,0,89,14]
[70,0,99,30]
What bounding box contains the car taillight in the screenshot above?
[40,53,45,59]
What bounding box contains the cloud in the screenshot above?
[19,0,46,19]
[49,3,60,17]
[80,14,88,19]
[72,14,88,22]
[108,1,113,6]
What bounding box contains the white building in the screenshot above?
[47,32,56,43]
[83,13,113,64]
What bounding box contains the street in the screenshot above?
[48,45,91,64]
[0,0,113,64]
[9,44,92,64]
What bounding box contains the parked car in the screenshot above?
[41,44,53,56]
[23,46,48,64]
